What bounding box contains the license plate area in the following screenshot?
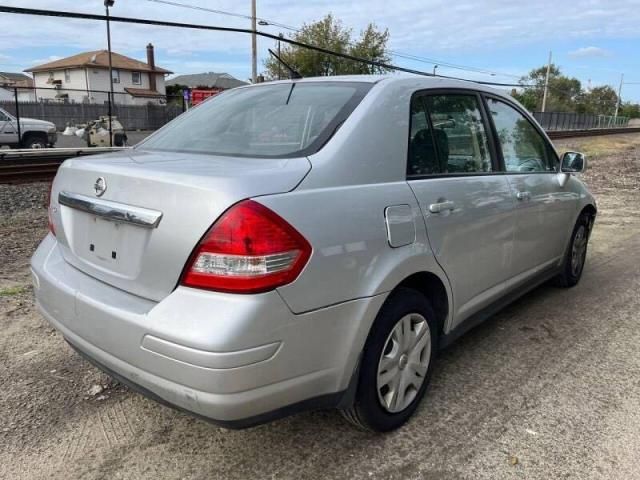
[61,208,151,279]
[89,216,123,263]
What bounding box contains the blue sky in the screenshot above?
[1,0,640,102]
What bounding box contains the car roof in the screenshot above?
[241,74,514,101]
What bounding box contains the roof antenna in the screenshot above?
[268,48,302,79]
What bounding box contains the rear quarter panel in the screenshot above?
[260,182,452,323]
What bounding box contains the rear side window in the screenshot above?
[408,96,440,175]
[139,82,371,158]
[407,93,493,176]
[487,98,556,173]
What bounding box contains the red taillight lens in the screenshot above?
[180,200,312,293]
[46,182,56,236]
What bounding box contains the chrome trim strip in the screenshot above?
[58,191,163,229]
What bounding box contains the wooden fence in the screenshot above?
[0,101,184,131]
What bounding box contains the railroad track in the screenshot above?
[0,147,128,184]
[0,158,62,183]
[546,127,640,139]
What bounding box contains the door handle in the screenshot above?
[516,191,531,201]
[428,200,456,214]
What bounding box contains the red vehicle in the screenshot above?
[190,88,222,105]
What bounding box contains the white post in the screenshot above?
[541,51,552,113]
[614,73,624,119]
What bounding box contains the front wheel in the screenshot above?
[554,212,591,288]
[342,288,438,432]
[21,134,48,149]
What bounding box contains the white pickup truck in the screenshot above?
[0,107,57,148]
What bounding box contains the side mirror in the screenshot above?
[561,151,587,173]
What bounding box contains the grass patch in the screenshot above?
[555,133,640,158]
[0,285,29,297]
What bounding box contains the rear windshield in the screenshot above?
[139,82,371,158]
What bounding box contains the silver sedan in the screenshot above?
[31,75,596,432]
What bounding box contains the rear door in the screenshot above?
[484,96,576,276]
[407,90,516,325]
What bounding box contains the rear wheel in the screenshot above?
[554,213,591,288]
[342,288,438,432]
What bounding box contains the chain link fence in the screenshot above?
[0,85,185,131]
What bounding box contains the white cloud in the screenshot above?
[30,55,63,65]
[0,0,639,80]
[568,46,611,58]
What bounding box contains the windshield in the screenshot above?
[140,82,371,158]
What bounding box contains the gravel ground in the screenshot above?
[1,134,639,479]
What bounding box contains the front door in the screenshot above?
[484,97,576,276]
[0,109,19,145]
[406,91,516,326]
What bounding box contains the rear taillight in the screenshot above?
[46,182,56,236]
[180,200,311,294]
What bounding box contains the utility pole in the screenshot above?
[251,0,257,83]
[105,0,115,147]
[278,33,283,80]
[541,50,552,113]
[614,73,624,119]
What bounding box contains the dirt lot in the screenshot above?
[1,134,639,479]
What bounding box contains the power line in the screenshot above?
[144,0,299,32]
[0,5,438,79]
[142,0,521,80]
[0,5,547,89]
[0,6,623,103]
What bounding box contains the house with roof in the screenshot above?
[0,72,34,89]
[24,44,172,105]
[0,72,36,101]
[166,72,248,91]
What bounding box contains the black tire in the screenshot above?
[21,133,48,149]
[341,287,438,432]
[554,212,591,288]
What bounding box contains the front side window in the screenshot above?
[140,82,370,158]
[132,71,141,85]
[112,69,120,84]
[64,69,71,83]
[487,98,556,173]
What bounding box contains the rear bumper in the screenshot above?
[31,234,386,426]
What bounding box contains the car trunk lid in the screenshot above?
[51,149,311,302]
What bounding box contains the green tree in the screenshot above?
[164,84,188,106]
[166,84,188,98]
[511,64,581,112]
[263,14,391,79]
[576,86,619,115]
[620,101,640,119]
